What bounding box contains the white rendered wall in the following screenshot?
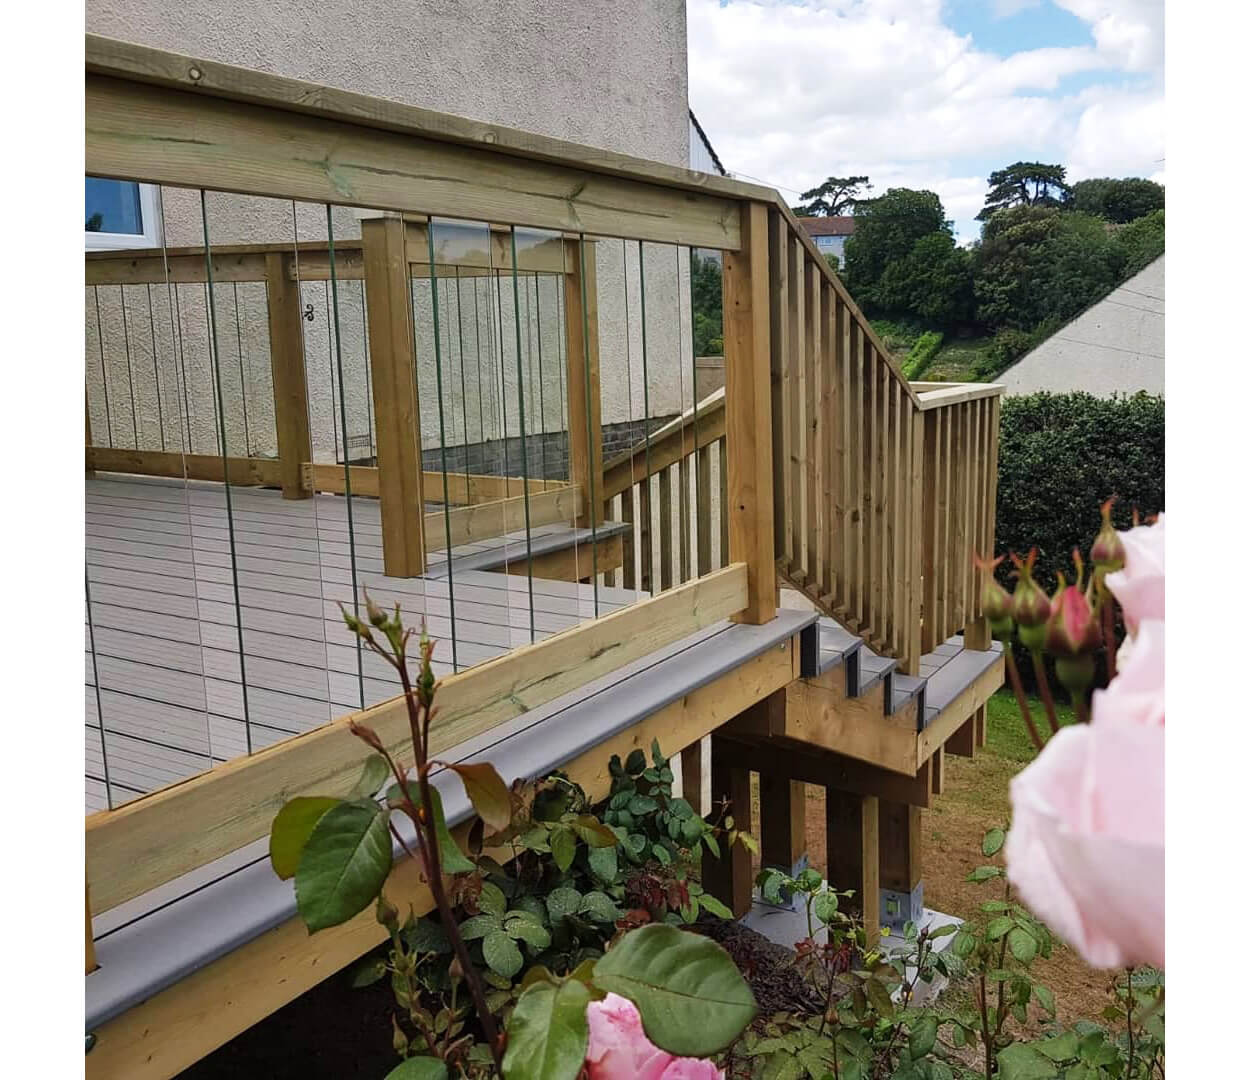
[997,257,1164,399]
[85,1,695,465]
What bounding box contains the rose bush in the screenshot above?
[585,994,723,1080]
[1005,514,1164,970]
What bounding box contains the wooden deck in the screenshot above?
[85,474,636,813]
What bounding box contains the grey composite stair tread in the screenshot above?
[86,607,818,1033]
[427,520,631,578]
[923,646,1003,714]
[813,616,862,677]
[855,650,896,696]
[889,673,926,719]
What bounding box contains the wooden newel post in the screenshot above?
[723,202,776,624]
[564,238,603,526]
[263,252,313,499]
[362,217,426,576]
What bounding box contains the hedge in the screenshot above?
[992,391,1164,691]
[995,391,1164,583]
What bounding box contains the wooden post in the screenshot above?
[879,800,923,932]
[564,238,603,527]
[263,252,313,499]
[361,217,426,576]
[825,789,880,945]
[760,773,807,875]
[681,740,705,816]
[724,202,776,624]
[703,734,754,918]
[947,716,977,758]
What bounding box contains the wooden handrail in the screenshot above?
[601,387,726,500]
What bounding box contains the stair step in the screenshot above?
[890,673,926,723]
[922,636,1003,715]
[855,649,897,697]
[811,616,863,678]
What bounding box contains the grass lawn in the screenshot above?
[917,689,1112,1026]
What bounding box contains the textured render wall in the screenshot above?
[85,1,694,465]
[998,257,1165,399]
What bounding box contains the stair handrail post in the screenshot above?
[723,201,777,624]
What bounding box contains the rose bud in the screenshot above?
[364,590,388,629]
[1090,497,1126,574]
[1010,549,1051,653]
[375,892,399,931]
[975,553,1015,640]
[1045,553,1103,698]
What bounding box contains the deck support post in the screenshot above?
[760,774,807,877]
[879,800,923,935]
[680,741,705,817]
[947,715,977,758]
[263,252,313,499]
[362,216,426,576]
[825,789,880,946]
[724,202,776,624]
[564,238,603,526]
[703,734,754,918]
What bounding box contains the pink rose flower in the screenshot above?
[1005,614,1164,968]
[1105,514,1164,634]
[585,993,724,1080]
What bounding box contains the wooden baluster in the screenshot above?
[697,441,713,576]
[789,234,804,586]
[564,237,603,528]
[865,343,879,639]
[875,358,889,648]
[940,406,954,643]
[678,453,692,584]
[659,464,673,592]
[832,298,849,617]
[921,410,939,656]
[805,257,821,599]
[723,202,777,624]
[905,409,925,673]
[768,211,792,570]
[639,475,653,594]
[718,435,729,569]
[264,251,313,500]
[849,324,865,631]
[621,484,637,591]
[819,282,835,607]
[361,217,425,575]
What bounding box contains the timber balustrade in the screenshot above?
[83,33,1000,953]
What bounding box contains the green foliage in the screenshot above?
[902,330,944,380]
[501,976,592,1080]
[996,393,1165,593]
[593,923,758,1055]
[1070,177,1164,224]
[977,162,1072,220]
[691,252,724,356]
[793,175,872,217]
[843,188,950,304]
[972,207,1125,331]
[294,800,393,932]
[971,319,1060,381]
[1117,209,1165,277]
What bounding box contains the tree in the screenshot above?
[689,252,723,356]
[972,206,1125,330]
[876,231,975,327]
[792,175,871,217]
[977,162,1072,220]
[1070,177,1164,224]
[842,188,950,308]
[1116,208,1165,276]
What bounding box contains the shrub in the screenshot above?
[1117,208,1165,277]
[995,392,1165,592]
[902,330,943,379]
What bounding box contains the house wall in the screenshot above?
[85,1,694,467]
[997,256,1165,399]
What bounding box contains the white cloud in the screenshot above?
[687,0,1164,239]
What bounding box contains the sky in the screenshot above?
[687,0,1165,244]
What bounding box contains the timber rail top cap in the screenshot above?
[84,34,777,207]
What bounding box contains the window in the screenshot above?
[86,178,162,250]
[815,234,834,249]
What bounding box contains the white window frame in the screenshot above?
[86,181,163,251]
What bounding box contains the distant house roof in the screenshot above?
[799,216,857,237]
[688,109,727,176]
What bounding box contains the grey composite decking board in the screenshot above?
[921,638,1004,714]
[85,476,638,812]
[889,674,926,720]
[86,609,815,1033]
